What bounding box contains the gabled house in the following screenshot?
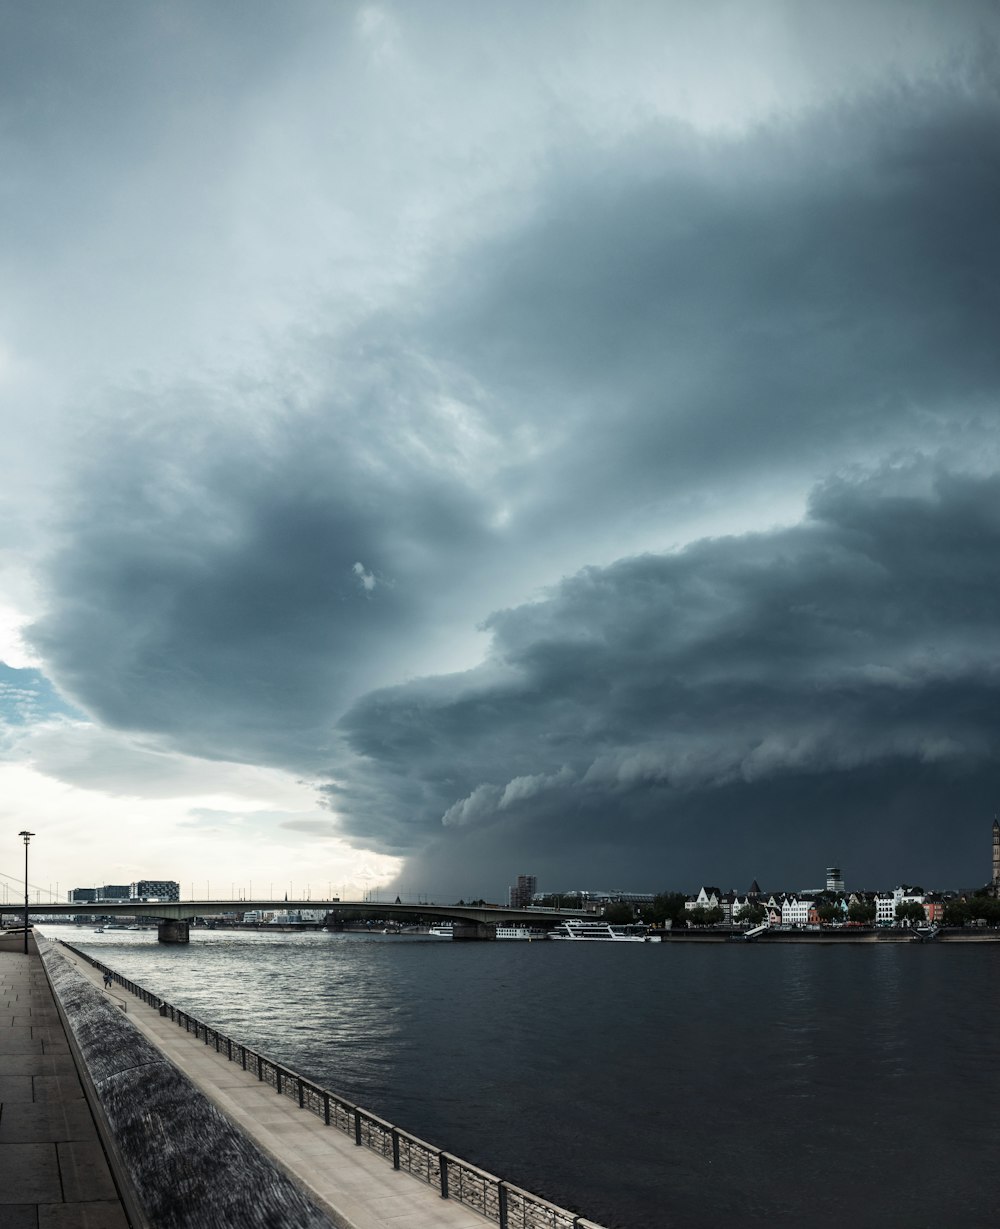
[781,895,814,926]
[732,894,753,922]
[922,894,945,924]
[685,886,723,912]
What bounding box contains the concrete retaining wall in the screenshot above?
[40,941,339,1229]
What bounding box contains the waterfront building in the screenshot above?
[874,886,926,925]
[686,886,723,913]
[508,874,537,909]
[130,880,180,901]
[582,890,655,911]
[540,889,654,911]
[826,865,845,892]
[896,887,927,921]
[781,895,814,926]
[922,894,945,924]
[874,893,896,926]
[67,887,98,903]
[96,885,131,901]
[732,894,763,922]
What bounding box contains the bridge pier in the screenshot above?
[452,921,496,941]
[158,919,190,944]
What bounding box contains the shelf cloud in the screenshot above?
[3,2,999,895]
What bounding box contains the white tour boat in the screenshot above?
[496,925,545,940]
[429,922,544,940]
[548,920,647,942]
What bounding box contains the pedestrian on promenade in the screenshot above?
[103,971,112,988]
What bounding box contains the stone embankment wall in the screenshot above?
[40,941,339,1229]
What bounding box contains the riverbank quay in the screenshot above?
[39,937,344,1229]
[654,927,893,942]
[52,940,605,1229]
[658,925,1000,942]
[0,932,129,1228]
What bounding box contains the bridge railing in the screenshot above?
[61,942,603,1229]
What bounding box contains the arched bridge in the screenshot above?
[11,899,589,942]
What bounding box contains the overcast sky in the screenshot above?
[2,1,999,905]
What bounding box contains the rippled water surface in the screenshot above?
[45,928,1000,1229]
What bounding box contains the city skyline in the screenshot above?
[4,820,997,911]
[2,3,999,898]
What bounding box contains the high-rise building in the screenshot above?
[508,874,537,909]
[96,885,131,901]
[130,880,180,901]
[826,866,845,893]
[992,819,999,891]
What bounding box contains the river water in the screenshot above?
[42,927,1000,1229]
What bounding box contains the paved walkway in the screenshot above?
[56,941,487,1229]
[0,936,128,1229]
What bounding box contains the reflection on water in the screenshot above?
[44,927,1000,1229]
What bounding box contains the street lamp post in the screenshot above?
[18,831,34,955]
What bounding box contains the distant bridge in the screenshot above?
[5,898,589,942]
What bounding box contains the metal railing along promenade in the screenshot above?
[62,942,604,1229]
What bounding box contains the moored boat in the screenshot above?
[496,925,546,940]
[548,920,646,942]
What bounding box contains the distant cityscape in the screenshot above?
[522,820,1000,929]
[38,819,1000,932]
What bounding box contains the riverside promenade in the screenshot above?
[0,933,128,1228]
[50,939,504,1229]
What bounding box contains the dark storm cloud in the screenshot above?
[330,466,1000,889]
[26,370,496,770]
[20,35,1000,895]
[420,74,1000,538]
